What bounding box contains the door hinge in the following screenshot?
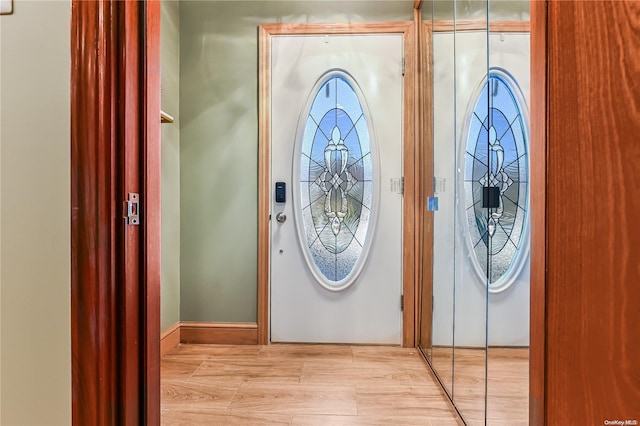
[124,193,140,226]
[402,57,405,76]
[400,295,404,311]
[400,177,404,195]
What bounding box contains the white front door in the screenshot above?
[270,33,404,344]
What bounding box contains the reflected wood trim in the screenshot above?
[180,322,259,345]
[414,0,423,10]
[257,25,271,345]
[432,20,530,33]
[530,1,547,425]
[418,20,434,351]
[402,21,417,348]
[160,323,181,357]
[412,8,423,349]
[258,22,418,348]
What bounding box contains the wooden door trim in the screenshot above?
[417,19,434,351]
[71,0,161,424]
[530,1,547,424]
[258,21,418,347]
[142,1,162,424]
[257,24,271,346]
[259,22,412,36]
[431,20,530,33]
[71,1,120,421]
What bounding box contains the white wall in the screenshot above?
[432,31,530,347]
[0,1,71,424]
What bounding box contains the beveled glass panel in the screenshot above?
[296,71,375,291]
[463,69,529,293]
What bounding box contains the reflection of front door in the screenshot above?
[270,33,404,344]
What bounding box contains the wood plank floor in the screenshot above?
[161,344,462,425]
[427,347,529,425]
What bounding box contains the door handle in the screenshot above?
[276,212,287,223]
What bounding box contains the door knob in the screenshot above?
[276,212,287,223]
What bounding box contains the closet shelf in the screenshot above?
[160,110,174,124]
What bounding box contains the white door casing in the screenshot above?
[270,34,404,344]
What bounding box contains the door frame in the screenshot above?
[258,22,419,347]
[70,0,161,423]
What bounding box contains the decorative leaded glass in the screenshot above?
[462,68,529,292]
[294,71,376,291]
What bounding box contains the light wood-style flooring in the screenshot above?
[161,344,462,425]
[428,347,529,425]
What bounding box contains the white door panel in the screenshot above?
[432,32,530,347]
[270,34,403,344]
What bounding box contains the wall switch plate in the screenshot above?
[0,0,13,15]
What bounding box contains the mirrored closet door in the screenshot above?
[418,1,530,424]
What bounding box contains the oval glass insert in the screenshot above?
[294,70,376,291]
[461,68,530,293]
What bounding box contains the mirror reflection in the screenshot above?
[419,1,530,424]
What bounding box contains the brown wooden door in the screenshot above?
[537,1,640,423]
[71,0,160,424]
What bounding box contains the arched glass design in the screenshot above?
[294,70,377,291]
[461,68,529,293]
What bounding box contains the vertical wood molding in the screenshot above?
[257,25,271,346]
[143,0,162,424]
[530,1,547,425]
[412,8,423,349]
[71,1,119,422]
[545,1,640,423]
[402,20,417,348]
[72,1,160,424]
[120,3,143,424]
[432,20,530,33]
[418,20,434,351]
